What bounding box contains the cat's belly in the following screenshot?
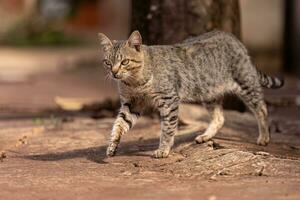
[179,82,236,103]
[179,89,217,103]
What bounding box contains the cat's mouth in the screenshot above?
[113,74,119,79]
[111,73,121,79]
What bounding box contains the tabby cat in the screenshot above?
[98,30,284,158]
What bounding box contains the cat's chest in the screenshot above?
[121,85,152,101]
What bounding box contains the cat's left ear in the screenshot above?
[127,30,142,52]
[98,33,112,52]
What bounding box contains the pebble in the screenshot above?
[255,151,270,156]
[122,171,132,176]
[0,151,6,162]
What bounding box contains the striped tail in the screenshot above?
[257,70,284,89]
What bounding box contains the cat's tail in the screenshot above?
[257,70,284,89]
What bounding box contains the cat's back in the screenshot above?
[180,30,239,46]
[177,31,247,56]
[175,30,248,70]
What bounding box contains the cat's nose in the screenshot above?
[111,65,120,75]
[111,70,120,78]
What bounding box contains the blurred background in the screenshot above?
[2,2,300,199]
[0,0,299,116]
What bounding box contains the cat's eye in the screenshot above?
[121,59,130,65]
[103,59,112,66]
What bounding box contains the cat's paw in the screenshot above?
[195,134,211,144]
[152,148,170,159]
[106,143,118,157]
[257,136,270,146]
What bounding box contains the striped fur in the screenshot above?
[107,102,139,157]
[257,70,284,89]
[99,30,284,158]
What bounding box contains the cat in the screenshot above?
[98,30,284,158]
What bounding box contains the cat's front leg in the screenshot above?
[107,103,139,157]
[154,98,179,158]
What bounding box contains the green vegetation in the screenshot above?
[1,22,83,47]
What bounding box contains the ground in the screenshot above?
[0,48,299,200]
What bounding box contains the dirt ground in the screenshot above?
[0,65,300,200]
[1,104,300,200]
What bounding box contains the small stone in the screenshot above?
[255,166,265,176]
[209,174,217,181]
[132,162,139,167]
[0,151,7,162]
[217,170,228,176]
[255,151,270,156]
[175,157,184,162]
[122,171,132,176]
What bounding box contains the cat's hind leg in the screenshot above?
[235,76,270,146]
[253,102,270,146]
[237,89,270,146]
[195,103,225,143]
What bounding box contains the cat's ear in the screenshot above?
[127,30,142,51]
[98,33,112,52]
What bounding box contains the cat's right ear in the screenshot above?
[127,30,142,52]
[98,33,112,52]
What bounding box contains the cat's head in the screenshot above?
[98,31,144,82]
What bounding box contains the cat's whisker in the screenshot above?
[103,73,114,87]
[106,74,114,86]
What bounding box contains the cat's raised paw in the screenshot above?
[152,148,170,159]
[106,143,118,157]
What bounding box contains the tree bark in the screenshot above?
[131,0,245,111]
[132,0,241,44]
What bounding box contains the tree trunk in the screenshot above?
[132,0,245,111]
[285,0,300,74]
[132,0,241,44]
